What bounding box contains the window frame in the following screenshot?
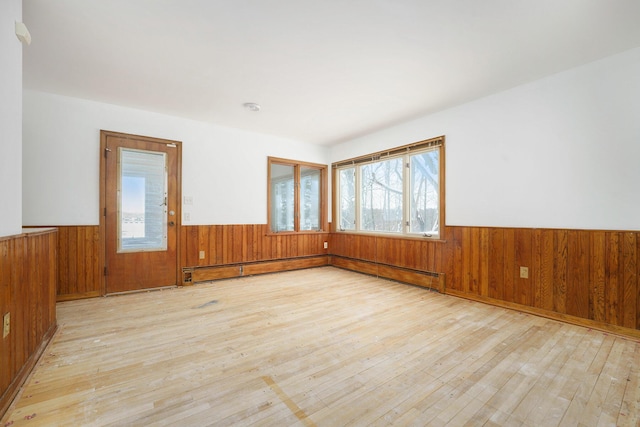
[332,136,445,240]
[267,156,329,234]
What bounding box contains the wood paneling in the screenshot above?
[56,226,101,300]
[331,233,445,273]
[181,224,329,273]
[42,224,329,298]
[329,227,640,335]
[28,223,640,336]
[0,229,58,418]
[330,233,445,291]
[447,227,640,335]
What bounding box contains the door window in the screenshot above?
[118,148,167,252]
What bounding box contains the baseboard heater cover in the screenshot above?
[182,255,329,284]
[329,255,444,293]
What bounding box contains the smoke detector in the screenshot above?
[243,102,261,112]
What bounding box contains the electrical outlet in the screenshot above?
[199,250,205,260]
[323,241,328,249]
[3,312,10,338]
[520,266,529,279]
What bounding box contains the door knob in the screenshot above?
[169,221,175,226]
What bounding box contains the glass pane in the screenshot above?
[360,158,403,232]
[300,166,321,231]
[410,149,439,235]
[118,148,167,252]
[339,168,356,230]
[270,163,295,232]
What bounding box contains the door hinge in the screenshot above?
[104,147,112,158]
[104,267,107,276]
[103,207,106,217]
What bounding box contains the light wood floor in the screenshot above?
[2,267,639,426]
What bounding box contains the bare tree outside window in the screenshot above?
[333,137,444,238]
[361,158,403,232]
[339,168,356,230]
[300,167,321,231]
[410,150,439,235]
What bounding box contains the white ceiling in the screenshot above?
[22,0,640,145]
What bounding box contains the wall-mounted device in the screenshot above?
[15,21,31,45]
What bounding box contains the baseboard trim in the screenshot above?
[56,290,102,302]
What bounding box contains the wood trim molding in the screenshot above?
[267,156,329,234]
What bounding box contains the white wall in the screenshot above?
[23,48,640,231]
[0,0,23,237]
[22,91,328,226]
[331,47,640,231]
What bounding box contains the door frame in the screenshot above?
[99,130,183,295]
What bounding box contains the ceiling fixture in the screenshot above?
[243,102,261,112]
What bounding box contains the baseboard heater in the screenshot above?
[182,255,329,285]
[329,255,445,293]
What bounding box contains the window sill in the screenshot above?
[266,230,330,236]
[333,230,447,243]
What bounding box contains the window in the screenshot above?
[334,136,444,238]
[118,148,167,252]
[268,157,328,233]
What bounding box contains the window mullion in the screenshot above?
[404,155,410,235]
[355,166,361,231]
[294,165,300,232]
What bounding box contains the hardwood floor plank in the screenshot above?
[617,340,640,427]
[2,267,639,426]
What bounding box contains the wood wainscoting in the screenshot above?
[41,224,330,298]
[56,226,102,301]
[329,233,446,292]
[181,224,330,284]
[0,228,58,417]
[37,223,640,337]
[331,227,640,338]
[443,227,640,338]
